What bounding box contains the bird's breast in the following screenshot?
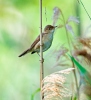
[33,31,54,53]
[42,32,54,51]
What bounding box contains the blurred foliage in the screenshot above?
[0,0,91,100]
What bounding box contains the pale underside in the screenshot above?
[31,30,54,54]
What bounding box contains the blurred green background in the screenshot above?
[0,0,91,100]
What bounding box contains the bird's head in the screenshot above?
[43,25,57,33]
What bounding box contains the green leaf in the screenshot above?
[31,88,40,100]
[74,96,77,100]
[70,96,77,100]
[69,55,91,85]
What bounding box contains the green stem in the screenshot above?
[61,10,78,91]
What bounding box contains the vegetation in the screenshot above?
[0,0,91,100]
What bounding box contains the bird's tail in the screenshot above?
[18,49,30,57]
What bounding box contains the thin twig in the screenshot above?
[80,0,91,20]
[39,0,44,100]
[61,11,78,91]
[77,0,91,20]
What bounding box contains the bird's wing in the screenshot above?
[18,33,46,57]
[18,36,40,57]
[29,33,45,50]
[30,35,40,49]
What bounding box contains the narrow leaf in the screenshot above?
[69,55,91,85]
[74,96,77,100]
[70,96,77,100]
[31,88,40,100]
[80,0,91,20]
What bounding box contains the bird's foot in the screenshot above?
[39,58,44,63]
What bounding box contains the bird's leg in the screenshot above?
[37,52,40,56]
[37,52,44,62]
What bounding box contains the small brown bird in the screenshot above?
[19,25,57,57]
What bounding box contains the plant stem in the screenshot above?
[80,0,91,20]
[39,0,44,100]
[61,11,78,91]
[75,1,81,99]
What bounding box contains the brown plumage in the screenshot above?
[19,25,57,57]
[19,35,41,57]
